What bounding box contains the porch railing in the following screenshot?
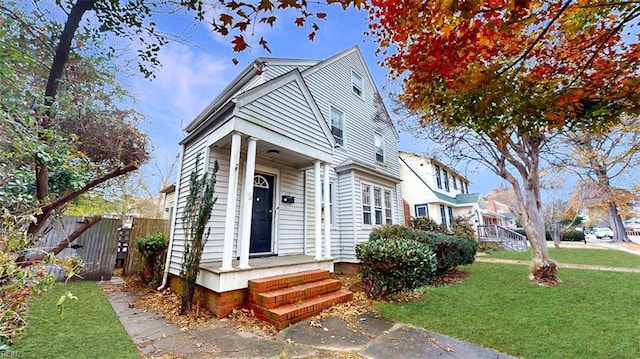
[477,225,528,252]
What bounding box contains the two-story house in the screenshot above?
[399,151,500,230]
[160,47,403,326]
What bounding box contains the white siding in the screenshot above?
[236,80,333,155]
[264,64,313,81]
[276,166,306,255]
[303,51,400,178]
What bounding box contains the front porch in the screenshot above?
[197,255,334,293]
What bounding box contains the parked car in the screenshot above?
[592,227,614,239]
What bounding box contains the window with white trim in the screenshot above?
[448,206,454,228]
[330,106,345,146]
[361,183,394,226]
[384,190,392,224]
[443,170,450,192]
[362,185,372,225]
[352,71,363,97]
[435,165,442,189]
[321,181,335,225]
[452,176,458,190]
[374,132,385,163]
[415,204,428,217]
[439,205,447,226]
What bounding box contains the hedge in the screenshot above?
[369,225,478,274]
[355,237,436,298]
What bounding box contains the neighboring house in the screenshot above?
[161,46,403,320]
[399,151,495,231]
[159,183,176,221]
[486,198,517,228]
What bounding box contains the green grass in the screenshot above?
[377,262,640,359]
[13,281,141,359]
[486,248,640,268]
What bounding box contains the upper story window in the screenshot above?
[443,170,450,192]
[452,176,458,190]
[374,132,385,163]
[435,165,442,189]
[352,71,363,97]
[330,106,344,146]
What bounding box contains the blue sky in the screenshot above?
[126,5,505,194]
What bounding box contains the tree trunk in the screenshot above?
[608,203,630,242]
[28,162,139,235]
[504,165,560,285]
[552,225,561,248]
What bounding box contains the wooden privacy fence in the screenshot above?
[31,216,121,281]
[122,217,170,275]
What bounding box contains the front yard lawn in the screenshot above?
[377,262,640,359]
[13,281,140,359]
[486,247,640,268]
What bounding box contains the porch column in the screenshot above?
[314,160,322,260]
[238,137,257,269]
[323,163,332,259]
[220,133,242,271]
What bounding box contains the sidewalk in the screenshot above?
[103,284,516,359]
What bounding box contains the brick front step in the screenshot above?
[248,269,330,293]
[251,278,342,309]
[250,289,353,329]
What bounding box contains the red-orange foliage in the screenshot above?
[367,0,640,133]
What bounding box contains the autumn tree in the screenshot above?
[559,117,640,242]
[368,0,640,283]
[2,0,363,260]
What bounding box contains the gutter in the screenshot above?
[157,144,185,290]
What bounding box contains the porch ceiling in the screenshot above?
[211,132,328,168]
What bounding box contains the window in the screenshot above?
[352,71,363,97]
[374,188,383,225]
[362,183,393,226]
[435,165,442,189]
[362,185,371,225]
[443,170,450,192]
[415,204,428,217]
[448,206,454,228]
[440,205,447,226]
[374,132,385,163]
[330,106,344,146]
[452,176,458,190]
[321,182,335,225]
[384,190,393,224]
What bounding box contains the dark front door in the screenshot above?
[250,174,274,254]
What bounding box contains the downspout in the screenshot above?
[303,170,307,254]
[158,145,185,290]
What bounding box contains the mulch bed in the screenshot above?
[106,269,470,338]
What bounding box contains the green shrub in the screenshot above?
[562,230,586,242]
[135,232,168,287]
[415,231,478,274]
[409,216,447,233]
[451,216,476,238]
[369,225,478,274]
[356,237,436,299]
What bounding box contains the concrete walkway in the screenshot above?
[103,285,516,359]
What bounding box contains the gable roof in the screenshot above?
[233,68,335,149]
[400,154,482,207]
[302,46,399,141]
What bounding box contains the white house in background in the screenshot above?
[161,46,403,319]
[399,151,506,230]
[159,184,176,221]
